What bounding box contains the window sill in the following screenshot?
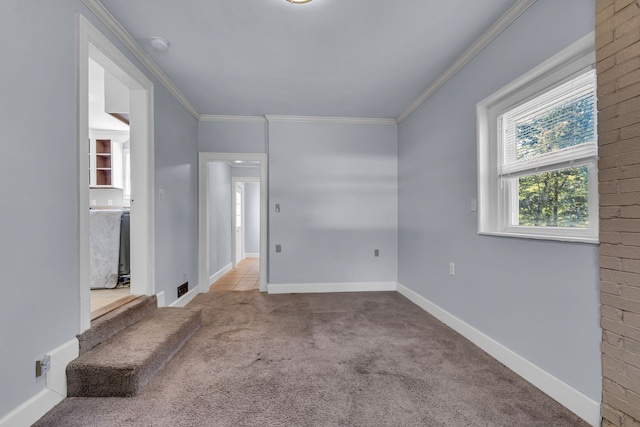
[477,230,599,244]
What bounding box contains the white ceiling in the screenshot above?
[89,58,130,131]
[100,0,518,118]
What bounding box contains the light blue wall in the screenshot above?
[198,120,267,153]
[398,0,600,401]
[268,121,398,284]
[208,163,232,277]
[0,1,198,417]
[244,183,260,255]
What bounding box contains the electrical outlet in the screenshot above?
[449,262,455,276]
[35,355,51,378]
[177,282,188,298]
[374,249,380,257]
[275,244,282,253]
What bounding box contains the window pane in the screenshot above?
[517,165,589,228]
[515,94,595,161]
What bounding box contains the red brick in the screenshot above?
[605,255,625,270]
[602,79,619,96]
[601,220,640,234]
[602,294,640,315]
[622,123,640,140]
[626,311,640,328]
[620,151,640,166]
[600,30,617,53]
[619,97,640,116]
[624,259,640,274]
[601,192,640,206]
[604,390,640,421]
[609,329,626,347]
[601,129,623,146]
[616,40,640,65]
[604,402,624,427]
[619,69,640,89]
[615,0,639,13]
[605,281,624,295]
[600,139,640,159]
[606,304,626,320]
[603,231,623,244]
[605,353,627,373]
[601,268,640,286]
[601,110,640,133]
[599,82,640,110]
[603,103,622,122]
[600,164,640,182]
[602,206,624,217]
[622,285,640,300]
[621,206,640,218]
[602,342,640,372]
[599,5,640,38]
[600,57,640,86]
[602,156,621,170]
[627,362,640,382]
[622,233,640,246]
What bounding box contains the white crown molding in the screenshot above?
[82,0,200,120]
[265,115,397,125]
[396,0,537,123]
[199,115,268,123]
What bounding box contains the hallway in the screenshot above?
[210,258,259,292]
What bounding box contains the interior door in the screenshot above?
[235,184,244,265]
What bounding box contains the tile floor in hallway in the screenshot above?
[210,258,260,292]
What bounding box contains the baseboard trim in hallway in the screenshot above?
[267,282,398,294]
[209,263,233,287]
[396,283,600,427]
[0,338,78,427]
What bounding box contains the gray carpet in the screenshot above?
[35,291,589,426]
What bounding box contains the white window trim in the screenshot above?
[476,32,598,244]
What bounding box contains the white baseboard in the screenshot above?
[244,253,259,259]
[396,283,601,427]
[0,338,79,427]
[170,287,200,308]
[268,282,397,294]
[209,263,233,286]
[156,291,166,307]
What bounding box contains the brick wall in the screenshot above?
[597,1,640,426]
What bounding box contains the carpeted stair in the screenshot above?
[67,296,202,397]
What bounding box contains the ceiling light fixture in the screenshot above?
[150,37,170,52]
[286,0,312,4]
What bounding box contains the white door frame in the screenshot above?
[232,177,261,267]
[78,15,155,333]
[233,181,245,268]
[198,153,268,292]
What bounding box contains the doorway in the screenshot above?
[78,16,155,332]
[234,183,244,267]
[198,153,268,293]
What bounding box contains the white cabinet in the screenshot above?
[89,138,123,189]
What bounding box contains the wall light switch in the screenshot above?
[159,189,165,201]
[471,198,477,212]
[449,262,455,276]
[275,244,282,253]
[275,204,281,213]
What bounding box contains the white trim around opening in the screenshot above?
[198,153,268,293]
[78,15,155,333]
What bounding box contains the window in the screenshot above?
[477,34,598,242]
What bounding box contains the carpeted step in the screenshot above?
[78,295,158,354]
[67,306,202,397]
